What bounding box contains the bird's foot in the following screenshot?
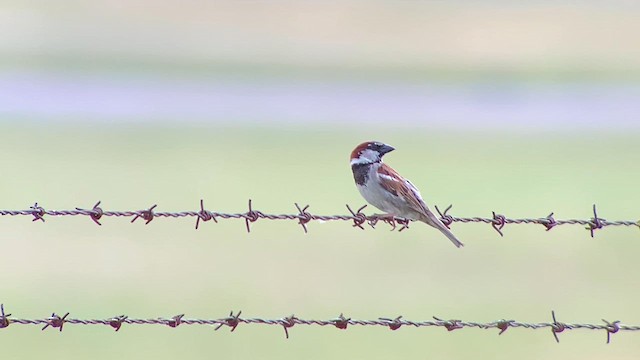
[370,213,410,231]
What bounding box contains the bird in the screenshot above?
[350,141,464,248]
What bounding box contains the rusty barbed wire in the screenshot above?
[0,201,638,237]
[0,305,636,343]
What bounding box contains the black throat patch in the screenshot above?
[351,163,371,185]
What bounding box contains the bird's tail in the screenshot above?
[420,210,464,248]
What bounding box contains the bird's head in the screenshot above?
[350,141,395,166]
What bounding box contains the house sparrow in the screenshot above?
[350,141,464,248]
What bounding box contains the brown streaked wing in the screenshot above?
[376,164,429,215]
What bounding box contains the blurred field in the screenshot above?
[1,124,639,359]
[2,1,640,80]
[1,0,640,358]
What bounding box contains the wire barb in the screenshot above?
[587,204,605,237]
[496,319,514,335]
[195,199,217,230]
[109,315,127,331]
[332,313,350,330]
[281,315,297,339]
[491,212,506,237]
[435,204,454,229]
[433,316,463,331]
[550,310,565,343]
[42,312,69,332]
[379,316,404,331]
[166,314,184,328]
[131,204,157,225]
[75,201,104,225]
[294,203,312,233]
[543,212,557,231]
[244,200,261,233]
[395,218,411,232]
[215,311,242,332]
[0,304,11,329]
[603,319,621,344]
[346,204,367,230]
[30,202,45,222]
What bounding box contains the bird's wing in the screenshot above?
[378,164,463,247]
[376,164,430,215]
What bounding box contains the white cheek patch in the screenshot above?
[350,149,380,165]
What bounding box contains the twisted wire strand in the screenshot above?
[0,305,634,343]
[0,200,637,236]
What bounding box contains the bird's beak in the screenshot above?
[380,144,395,155]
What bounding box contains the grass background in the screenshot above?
[1,124,639,359]
[1,1,640,358]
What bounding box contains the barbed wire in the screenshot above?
[0,200,638,237]
[0,305,635,343]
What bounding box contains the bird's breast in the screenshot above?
[356,165,403,214]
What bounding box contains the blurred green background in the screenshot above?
[1,1,639,359]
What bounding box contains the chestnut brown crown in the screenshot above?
[350,141,395,163]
